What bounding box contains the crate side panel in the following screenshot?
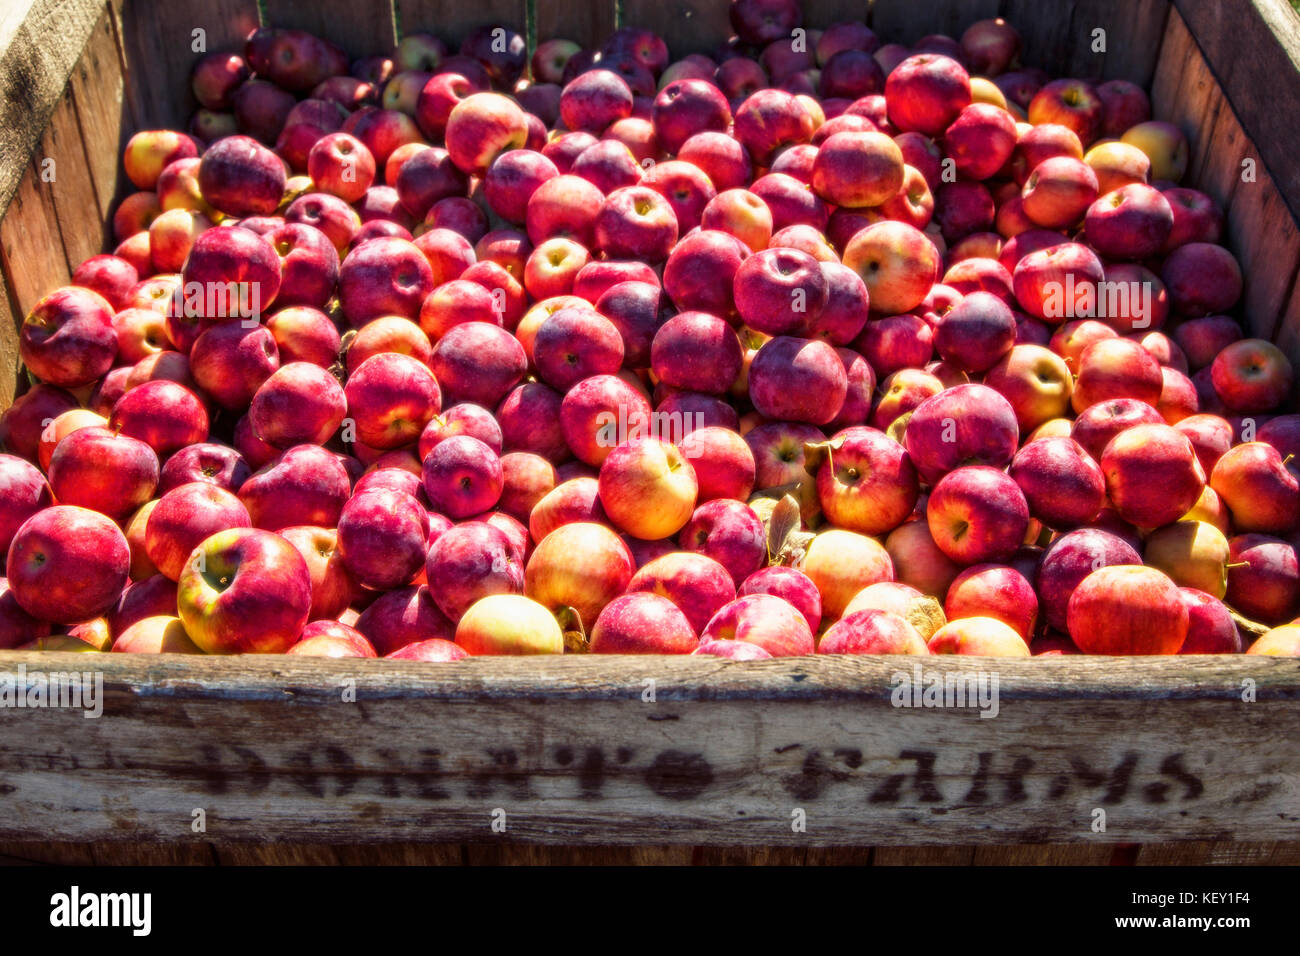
[0,0,103,219]
[872,845,978,864]
[395,0,528,48]
[41,89,106,275]
[261,0,397,58]
[1134,841,1300,865]
[620,0,732,57]
[0,161,74,317]
[1154,6,1300,342]
[112,0,260,131]
[870,0,999,47]
[1174,0,1300,225]
[801,1,870,29]
[1222,154,1300,342]
[67,7,131,229]
[0,270,21,413]
[534,0,616,49]
[1273,280,1300,370]
[0,654,1297,846]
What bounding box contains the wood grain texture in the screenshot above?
[261,0,396,58]
[112,0,260,130]
[802,1,870,29]
[0,269,23,409]
[870,0,1000,47]
[619,0,733,57]
[67,8,131,229]
[0,840,1296,865]
[394,0,528,47]
[1273,280,1300,369]
[996,0,1168,85]
[533,1,616,48]
[1153,6,1300,342]
[0,159,73,318]
[1134,840,1300,865]
[40,90,104,275]
[0,652,1295,846]
[0,0,103,219]
[1173,0,1300,224]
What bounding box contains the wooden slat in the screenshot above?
[67,7,130,229]
[0,652,1296,846]
[464,845,693,864]
[1174,0,1300,225]
[534,1,616,49]
[995,0,1168,85]
[394,0,528,48]
[0,269,22,412]
[261,0,397,59]
[0,0,103,219]
[1273,281,1300,368]
[1,839,1298,864]
[803,1,870,29]
[871,0,999,46]
[0,161,73,317]
[619,0,732,57]
[41,89,105,274]
[112,0,260,130]
[972,843,1115,865]
[1223,157,1300,341]
[1134,841,1300,865]
[1154,6,1300,342]
[873,845,977,864]
[1151,8,1225,200]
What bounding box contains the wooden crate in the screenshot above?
[1,0,1298,865]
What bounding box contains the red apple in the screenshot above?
[6,506,129,624]
[175,527,311,653]
[590,592,698,654]
[145,481,251,582]
[927,466,1030,565]
[700,593,814,657]
[1068,565,1187,654]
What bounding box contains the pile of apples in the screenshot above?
[2,0,1298,660]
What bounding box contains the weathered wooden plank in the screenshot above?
[1272,280,1300,369]
[1223,157,1300,342]
[67,7,130,229]
[1174,0,1300,225]
[394,0,528,48]
[619,0,732,57]
[873,845,977,864]
[0,269,22,413]
[1134,841,1300,866]
[0,159,73,317]
[0,653,1295,846]
[41,89,105,275]
[0,0,102,220]
[870,0,1000,47]
[533,1,616,49]
[998,0,1168,85]
[464,845,693,865]
[803,1,870,29]
[112,0,260,131]
[1153,6,1300,342]
[973,843,1116,865]
[261,0,397,59]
